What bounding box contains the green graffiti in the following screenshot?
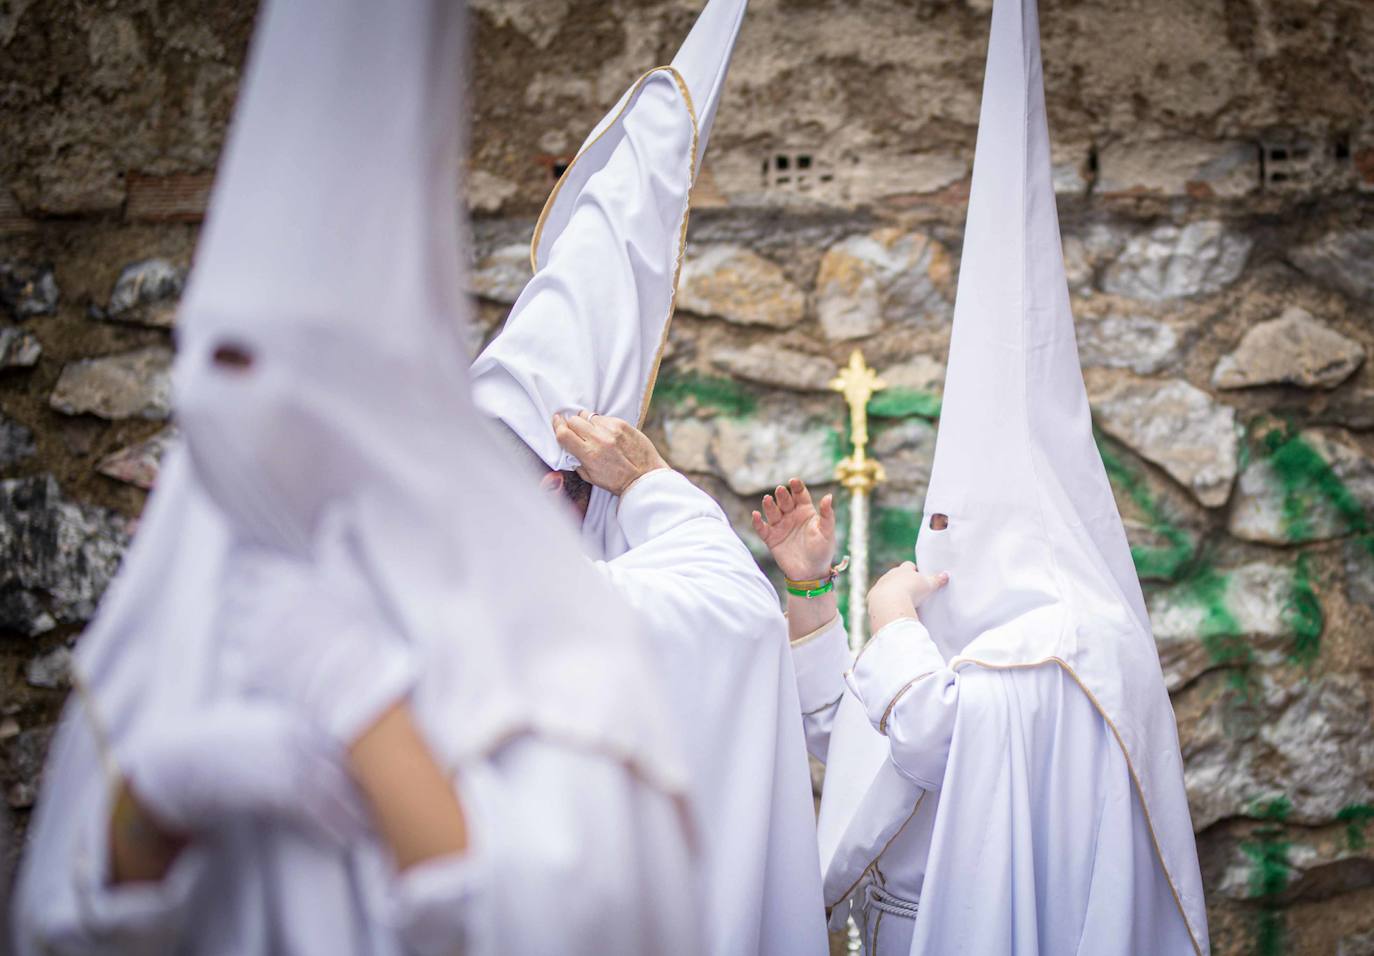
[825,426,849,468]
[1096,435,1196,582]
[1178,566,1253,697]
[1284,554,1323,667]
[651,372,757,418]
[1243,796,1293,956]
[868,388,942,420]
[1259,426,1369,543]
[1337,804,1374,851]
[873,507,921,567]
[1250,796,1293,822]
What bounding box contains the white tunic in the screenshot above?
[14,706,699,956]
[599,468,829,956]
[793,614,1197,955]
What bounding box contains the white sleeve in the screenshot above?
[14,712,212,956]
[600,467,786,656]
[39,786,211,956]
[844,618,959,790]
[616,468,732,547]
[389,851,488,956]
[789,615,851,763]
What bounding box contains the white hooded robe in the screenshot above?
[794,0,1210,953]
[469,2,828,953]
[11,3,698,954]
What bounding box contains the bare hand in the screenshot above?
[751,478,836,581]
[552,412,669,496]
[867,561,949,634]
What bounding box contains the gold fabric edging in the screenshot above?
[525,66,700,429]
[951,657,1206,956]
[825,791,927,911]
[70,669,121,789]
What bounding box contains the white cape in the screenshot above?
[469,2,828,952]
[811,0,1208,951]
[599,470,827,955]
[12,1,697,953]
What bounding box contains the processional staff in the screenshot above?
[830,349,886,654]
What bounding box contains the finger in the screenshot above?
[790,478,812,507]
[553,415,593,457]
[751,510,768,536]
[774,484,795,512]
[762,494,783,524]
[819,493,836,533]
[562,413,601,441]
[932,571,950,587]
[573,410,615,443]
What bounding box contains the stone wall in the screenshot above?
[3,1,1373,953]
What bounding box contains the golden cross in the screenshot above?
[830,349,886,493]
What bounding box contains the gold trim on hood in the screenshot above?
[527,66,700,430]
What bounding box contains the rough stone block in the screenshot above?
[50,346,173,421]
[1097,139,1259,199]
[1102,221,1252,302]
[0,261,59,321]
[0,414,36,469]
[105,258,184,328]
[678,245,805,329]
[1181,673,1374,830]
[469,243,532,306]
[0,325,42,368]
[1213,307,1365,390]
[0,475,129,636]
[815,229,951,341]
[1290,229,1374,303]
[97,427,177,490]
[1090,376,1239,507]
[1077,314,1181,374]
[1229,428,1374,545]
[710,344,837,392]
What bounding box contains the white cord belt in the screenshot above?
[864,883,920,920]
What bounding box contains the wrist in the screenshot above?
[786,589,838,641]
[777,559,834,582]
[619,464,670,498]
[109,782,187,884]
[867,594,918,635]
[781,553,847,593]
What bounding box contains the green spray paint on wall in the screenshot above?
[1259,426,1368,544]
[1096,435,1197,583]
[1285,554,1322,668]
[873,506,921,569]
[1243,796,1294,956]
[651,371,758,418]
[1175,564,1257,697]
[868,387,942,421]
[1248,425,1340,665]
[1337,804,1374,851]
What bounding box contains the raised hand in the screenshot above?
[751,478,836,582]
[867,561,949,634]
[553,411,670,496]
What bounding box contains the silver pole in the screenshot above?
[846,488,870,653]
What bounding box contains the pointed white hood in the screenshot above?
[70,0,685,792]
[470,0,747,559]
[911,0,1209,947]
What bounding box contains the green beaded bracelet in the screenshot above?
[786,579,836,599]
